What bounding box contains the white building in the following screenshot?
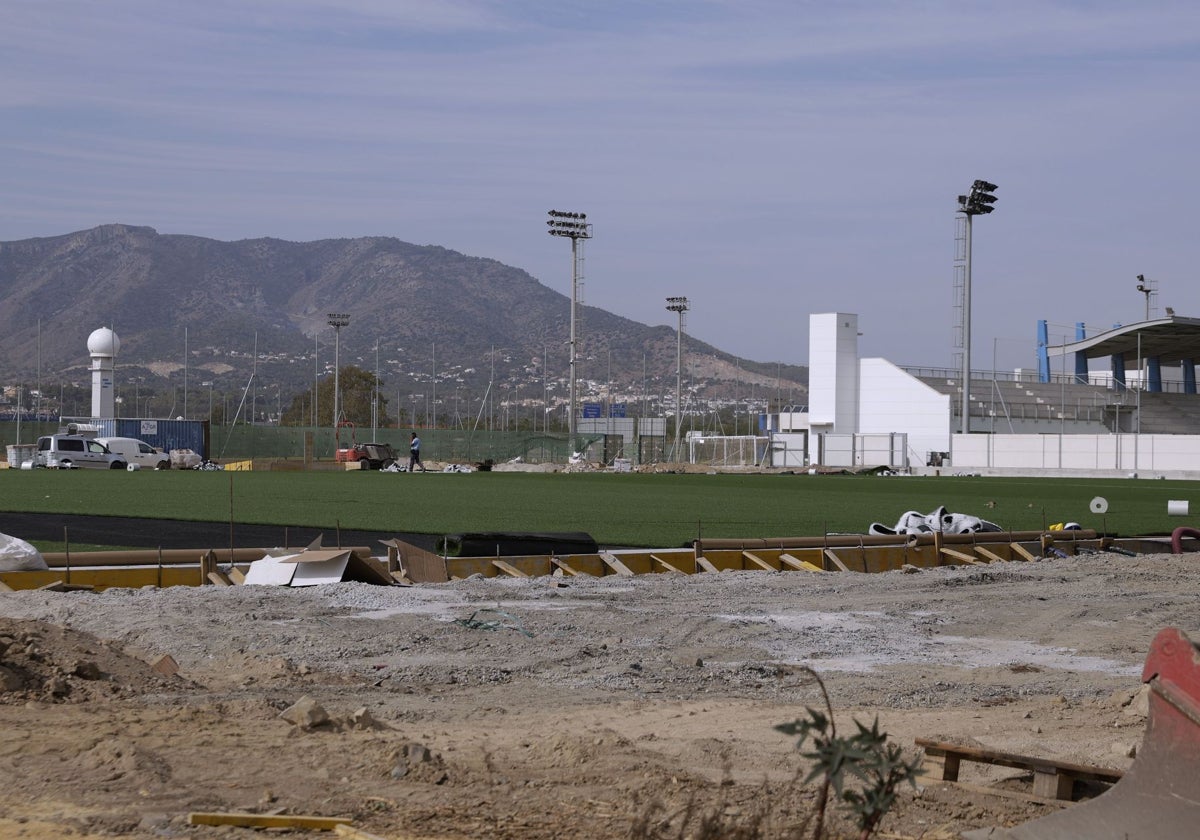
[768,312,1200,478]
[766,313,950,470]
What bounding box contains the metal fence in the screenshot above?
[685,435,769,467]
[210,426,588,465]
[1,422,588,466]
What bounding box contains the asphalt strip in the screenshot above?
[0,512,438,553]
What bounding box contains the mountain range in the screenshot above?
[0,224,806,412]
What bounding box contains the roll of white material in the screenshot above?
[1168,500,1189,516]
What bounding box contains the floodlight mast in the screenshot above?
[1136,274,1155,321]
[955,180,998,435]
[666,297,689,461]
[547,210,592,450]
[327,313,350,433]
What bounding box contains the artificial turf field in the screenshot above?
[1,468,1192,548]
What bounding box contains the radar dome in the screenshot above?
[87,327,121,357]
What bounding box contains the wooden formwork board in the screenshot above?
[0,535,1133,591]
[447,555,553,579]
[41,546,374,568]
[650,553,689,574]
[0,566,202,592]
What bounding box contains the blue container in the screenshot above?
[95,418,209,459]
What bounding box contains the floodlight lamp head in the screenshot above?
[546,210,591,238]
[959,178,998,215]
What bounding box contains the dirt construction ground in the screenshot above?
[1,548,1196,839]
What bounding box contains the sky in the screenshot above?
[3,1,1199,373]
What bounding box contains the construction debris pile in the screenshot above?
[1,549,1197,838]
[0,618,184,704]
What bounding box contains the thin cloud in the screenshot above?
[2,1,1198,366]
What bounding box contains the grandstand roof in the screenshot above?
[1046,316,1200,365]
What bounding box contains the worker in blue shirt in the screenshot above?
[409,432,426,472]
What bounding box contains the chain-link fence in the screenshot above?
[209,425,592,465]
[2,421,620,467]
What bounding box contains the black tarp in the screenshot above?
[436,531,598,558]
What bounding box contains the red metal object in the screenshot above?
[1171,526,1200,554]
[979,627,1200,839]
[334,421,357,462]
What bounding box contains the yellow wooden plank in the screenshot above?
[491,559,528,578]
[741,551,776,572]
[334,824,392,840]
[600,552,635,577]
[696,556,719,573]
[822,549,851,573]
[188,812,351,830]
[1010,542,1038,562]
[779,552,823,572]
[650,554,685,574]
[206,571,232,586]
[939,547,981,565]
[228,567,246,584]
[0,579,14,592]
[551,557,582,576]
[975,545,1005,563]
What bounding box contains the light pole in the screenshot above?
[327,313,350,430]
[1136,274,1154,321]
[956,180,998,434]
[666,296,689,461]
[1135,275,1155,392]
[547,210,592,450]
[202,381,213,424]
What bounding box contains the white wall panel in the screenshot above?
[858,358,950,464]
[952,433,1200,472]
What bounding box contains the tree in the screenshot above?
[279,366,390,427]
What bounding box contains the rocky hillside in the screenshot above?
[0,225,805,405]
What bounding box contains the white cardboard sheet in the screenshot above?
[290,552,351,587]
[242,553,300,586]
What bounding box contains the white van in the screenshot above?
[96,437,170,470]
[34,435,127,470]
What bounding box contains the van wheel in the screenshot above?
[59,460,72,470]
[110,461,126,470]
[156,461,170,470]
[359,458,370,470]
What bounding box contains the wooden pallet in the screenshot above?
[915,737,1123,801]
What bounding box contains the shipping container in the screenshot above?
[94,418,209,460]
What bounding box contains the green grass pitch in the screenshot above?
[1,469,1190,548]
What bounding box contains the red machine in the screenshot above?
[334,421,399,470]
